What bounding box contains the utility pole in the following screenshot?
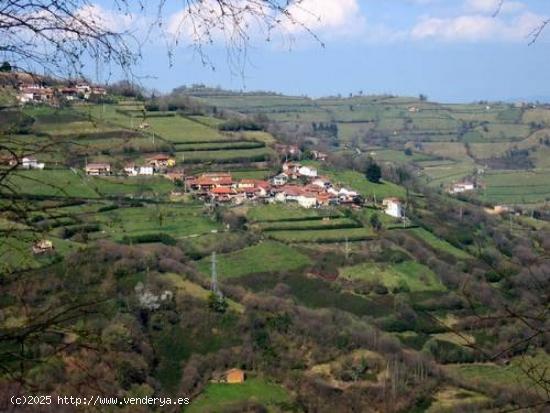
[344,237,351,261]
[211,252,222,298]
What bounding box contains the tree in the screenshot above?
[369,213,383,232]
[366,162,382,183]
[0,61,11,72]
[0,0,318,77]
[208,292,228,313]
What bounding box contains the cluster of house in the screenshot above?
[186,162,405,217]
[84,154,180,177]
[274,144,328,162]
[186,166,357,209]
[17,82,106,105]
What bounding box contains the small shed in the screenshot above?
[225,368,245,384]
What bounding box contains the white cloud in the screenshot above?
[411,11,544,42]
[282,0,363,35]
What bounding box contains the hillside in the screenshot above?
[181,89,550,206]
[0,94,549,412]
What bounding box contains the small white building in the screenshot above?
[124,164,138,176]
[449,182,475,194]
[272,173,288,186]
[85,163,111,176]
[298,165,318,178]
[383,197,404,218]
[138,166,154,176]
[20,156,44,169]
[297,194,318,209]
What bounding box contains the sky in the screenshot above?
[90,0,550,102]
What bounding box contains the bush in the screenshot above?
[121,233,177,246]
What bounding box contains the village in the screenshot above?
[84,156,406,218]
[0,71,107,105]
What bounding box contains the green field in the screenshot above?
[0,232,82,273]
[196,241,311,278]
[267,227,375,243]
[479,171,550,204]
[3,170,99,198]
[90,176,175,197]
[96,204,221,240]
[247,204,341,222]
[177,147,272,163]
[409,227,471,259]
[445,351,550,396]
[146,115,226,143]
[340,260,445,292]
[322,168,407,199]
[185,377,290,413]
[257,217,360,231]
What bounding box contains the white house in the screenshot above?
[124,164,138,176]
[449,182,475,194]
[297,194,318,209]
[138,166,154,176]
[272,173,288,186]
[383,197,404,218]
[298,165,318,178]
[85,163,111,176]
[76,83,91,99]
[21,156,44,169]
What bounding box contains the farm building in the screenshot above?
[32,239,54,255]
[190,173,233,191]
[9,156,44,169]
[298,165,318,178]
[224,368,245,384]
[147,154,176,169]
[18,86,54,104]
[272,173,288,186]
[310,150,328,161]
[449,182,475,194]
[59,87,78,100]
[85,163,111,176]
[383,197,404,218]
[124,164,138,176]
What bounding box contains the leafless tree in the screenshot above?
[0,0,318,78]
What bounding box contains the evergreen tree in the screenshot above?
[366,162,382,183]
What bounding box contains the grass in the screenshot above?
[146,115,226,143]
[320,167,407,199]
[230,169,273,180]
[236,272,394,318]
[247,204,341,222]
[409,227,471,259]
[340,261,445,292]
[0,232,82,273]
[257,217,360,231]
[174,141,265,151]
[163,273,244,313]
[267,227,375,243]
[445,351,550,395]
[90,176,175,197]
[96,204,221,240]
[479,170,550,204]
[3,170,99,198]
[196,241,311,278]
[177,147,273,163]
[426,387,490,413]
[185,377,290,413]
